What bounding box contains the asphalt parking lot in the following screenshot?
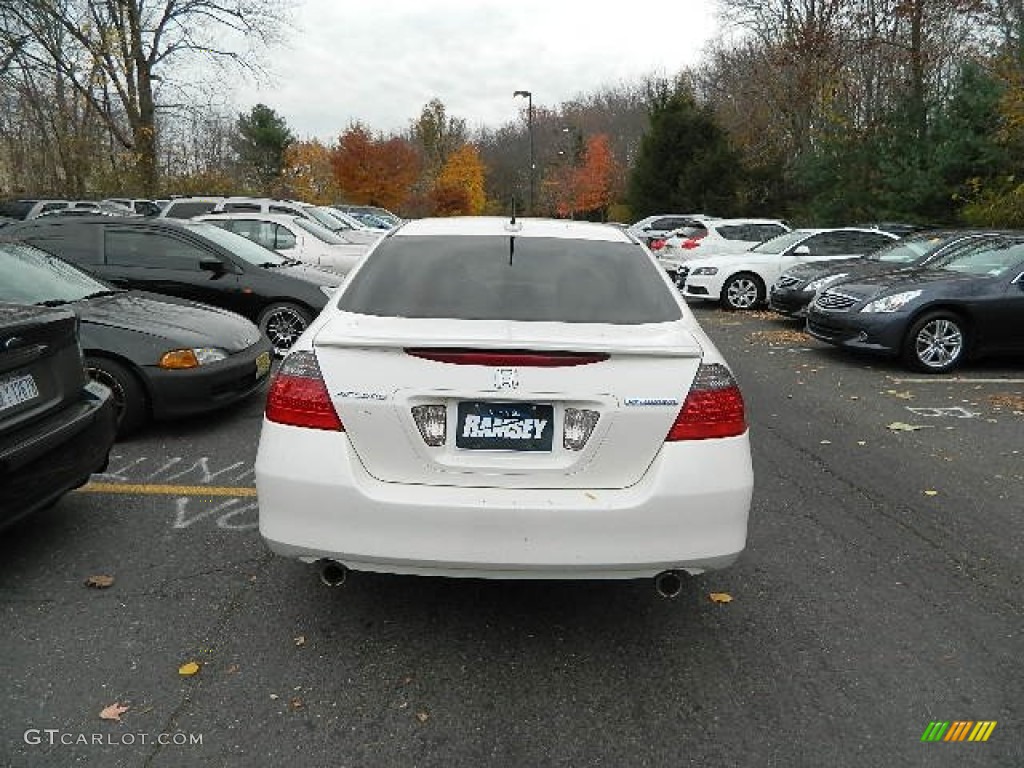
[2,303,1021,767]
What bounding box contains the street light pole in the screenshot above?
[513,90,534,215]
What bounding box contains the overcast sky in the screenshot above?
[230,0,722,141]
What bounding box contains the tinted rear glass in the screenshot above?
[0,201,35,219]
[165,201,217,218]
[338,235,681,324]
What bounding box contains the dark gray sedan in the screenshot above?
[0,241,272,433]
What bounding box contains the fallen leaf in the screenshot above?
[289,697,304,710]
[886,390,915,400]
[84,575,115,589]
[293,635,306,647]
[923,490,939,496]
[887,422,932,432]
[99,702,129,721]
[178,661,200,677]
[225,664,240,675]
[709,592,734,604]
[416,711,430,723]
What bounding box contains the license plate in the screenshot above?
[255,351,271,379]
[456,401,554,451]
[0,373,40,412]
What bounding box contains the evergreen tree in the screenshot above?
[627,80,743,217]
[232,104,295,195]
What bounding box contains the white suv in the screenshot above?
[656,218,791,286]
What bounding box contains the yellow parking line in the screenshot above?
[78,482,257,497]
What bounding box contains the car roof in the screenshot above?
[393,217,634,242]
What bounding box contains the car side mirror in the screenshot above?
[199,256,226,273]
[793,245,811,256]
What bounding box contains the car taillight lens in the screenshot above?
[681,238,701,249]
[650,239,666,250]
[666,363,746,441]
[265,350,343,431]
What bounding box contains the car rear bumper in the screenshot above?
[0,381,116,528]
[255,421,753,579]
[146,339,273,420]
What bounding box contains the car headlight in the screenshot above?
[805,273,847,293]
[158,348,229,369]
[860,290,922,313]
[690,266,718,276]
[320,285,339,297]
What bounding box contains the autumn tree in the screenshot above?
[432,144,486,215]
[0,0,289,194]
[571,134,619,220]
[412,98,468,175]
[331,123,420,210]
[283,140,340,203]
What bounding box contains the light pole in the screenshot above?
[513,89,534,215]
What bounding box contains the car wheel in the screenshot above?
[259,302,312,356]
[901,311,967,373]
[85,356,148,435]
[721,273,764,310]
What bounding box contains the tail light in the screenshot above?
[265,350,343,431]
[650,239,666,250]
[681,238,701,250]
[666,363,746,440]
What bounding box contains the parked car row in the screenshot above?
[666,224,1024,373]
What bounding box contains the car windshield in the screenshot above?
[292,217,350,244]
[869,233,957,263]
[183,221,287,266]
[750,230,812,255]
[338,235,682,324]
[0,241,111,304]
[305,207,349,230]
[930,239,1024,276]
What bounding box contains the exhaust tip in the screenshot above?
[654,569,687,599]
[317,559,348,587]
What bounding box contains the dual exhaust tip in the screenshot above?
[317,560,689,598]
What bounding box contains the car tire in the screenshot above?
[901,311,968,373]
[721,273,764,310]
[85,356,148,435]
[259,302,312,356]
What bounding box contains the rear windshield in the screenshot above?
[338,235,682,324]
[0,200,35,219]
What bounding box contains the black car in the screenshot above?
[769,231,996,318]
[1,241,273,433]
[806,234,1024,372]
[1,303,117,529]
[2,216,342,354]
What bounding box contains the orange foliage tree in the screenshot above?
[283,140,339,204]
[572,134,619,219]
[330,123,420,210]
[431,144,486,215]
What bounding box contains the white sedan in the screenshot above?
[681,228,900,310]
[197,212,372,275]
[255,217,754,593]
